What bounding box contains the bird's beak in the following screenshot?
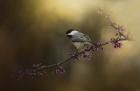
[67,34,72,38]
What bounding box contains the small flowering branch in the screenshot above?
[16,10,129,79]
[41,11,129,69]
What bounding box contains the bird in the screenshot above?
[66,29,93,50]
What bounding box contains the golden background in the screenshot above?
[0,0,140,91]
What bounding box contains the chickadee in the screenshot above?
[66,29,93,50]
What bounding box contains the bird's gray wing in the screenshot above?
[83,34,92,42]
[71,34,91,42]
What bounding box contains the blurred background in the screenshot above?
[0,0,140,91]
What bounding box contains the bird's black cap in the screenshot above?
[66,29,75,34]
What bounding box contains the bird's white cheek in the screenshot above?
[69,30,78,35]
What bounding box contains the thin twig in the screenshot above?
[16,10,130,79]
[44,37,128,69]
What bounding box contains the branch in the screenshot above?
[43,18,129,69]
[15,10,130,79]
[44,36,128,69]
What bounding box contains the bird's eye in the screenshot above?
[67,35,72,38]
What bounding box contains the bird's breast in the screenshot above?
[73,42,85,49]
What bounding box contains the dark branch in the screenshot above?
[15,10,130,79]
[44,37,128,69]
